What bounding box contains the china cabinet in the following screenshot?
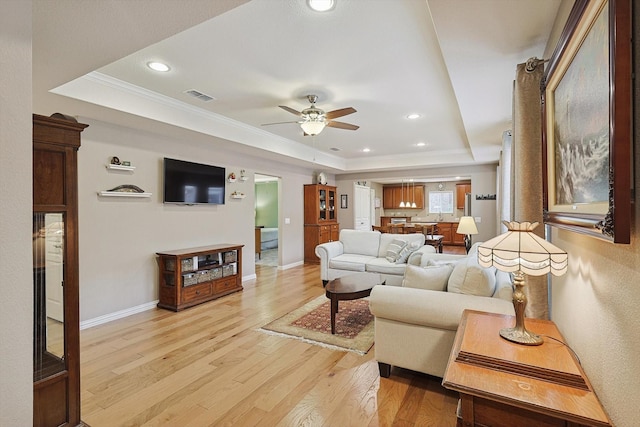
[304,184,339,263]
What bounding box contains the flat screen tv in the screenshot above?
[163,157,225,205]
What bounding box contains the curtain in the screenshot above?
[499,129,513,234]
[513,60,547,319]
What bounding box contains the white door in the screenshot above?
[353,184,372,231]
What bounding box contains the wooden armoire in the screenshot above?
[33,113,88,426]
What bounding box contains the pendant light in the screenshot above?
[411,179,417,208]
[399,179,405,208]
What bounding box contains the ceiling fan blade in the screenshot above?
[325,107,356,120]
[279,105,302,116]
[326,120,359,130]
[261,120,301,126]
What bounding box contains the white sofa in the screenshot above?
[315,229,431,286]
[369,243,515,379]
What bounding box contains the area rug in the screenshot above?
[259,295,374,355]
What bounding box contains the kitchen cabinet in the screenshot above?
[437,222,453,244]
[456,183,471,210]
[383,185,424,209]
[452,228,466,245]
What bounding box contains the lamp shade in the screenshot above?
[478,221,568,276]
[456,216,478,235]
[300,120,326,136]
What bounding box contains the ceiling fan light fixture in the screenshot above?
[300,120,326,136]
[308,0,335,12]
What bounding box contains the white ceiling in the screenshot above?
[33,0,561,176]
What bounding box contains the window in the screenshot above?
[429,191,454,214]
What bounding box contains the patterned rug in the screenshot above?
[259,295,375,354]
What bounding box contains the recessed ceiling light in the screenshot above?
[416,142,426,147]
[147,61,170,72]
[308,0,335,12]
[407,113,421,120]
[330,147,341,151]
[362,148,371,153]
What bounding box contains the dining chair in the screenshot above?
[389,224,404,234]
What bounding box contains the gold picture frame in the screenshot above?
[542,0,631,243]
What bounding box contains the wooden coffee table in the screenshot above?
[325,272,383,334]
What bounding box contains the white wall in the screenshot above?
[544,2,640,425]
[0,1,33,424]
[77,118,313,322]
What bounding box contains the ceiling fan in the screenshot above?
[262,95,359,136]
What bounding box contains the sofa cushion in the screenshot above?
[378,233,425,258]
[407,244,437,266]
[340,229,381,257]
[395,239,423,264]
[329,254,375,272]
[493,270,514,301]
[402,264,454,291]
[385,238,407,262]
[365,257,408,275]
[447,254,496,297]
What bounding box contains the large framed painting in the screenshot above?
[542,0,631,243]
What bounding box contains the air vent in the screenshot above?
[184,89,216,102]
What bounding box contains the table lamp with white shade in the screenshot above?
[456,216,478,253]
[478,221,568,345]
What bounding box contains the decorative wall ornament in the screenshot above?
[106,184,145,193]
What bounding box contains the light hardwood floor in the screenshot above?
[80,260,459,426]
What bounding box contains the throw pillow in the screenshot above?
[385,238,407,262]
[426,259,460,268]
[447,256,496,297]
[402,264,454,292]
[395,240,422,264]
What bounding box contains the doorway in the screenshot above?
[255,174,280,267]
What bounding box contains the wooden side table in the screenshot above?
[255,226,263,259]
[442,310,611,427]
[425,235,444,253]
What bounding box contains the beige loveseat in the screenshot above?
[369,243,515,378]
[315,229,432,286]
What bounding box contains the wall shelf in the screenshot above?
[98,191,152,198]
[106,164,136,171]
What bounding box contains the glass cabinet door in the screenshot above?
[328,190,336,220]
[33,212,65,382]
[319,188,327,220]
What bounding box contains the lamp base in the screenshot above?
[500,270,544,346]
[464,235,472,253]
[499,326,543,346]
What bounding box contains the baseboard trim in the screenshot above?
[243,274,257,281]
[80,300,158,330]
[279,260,303,270]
